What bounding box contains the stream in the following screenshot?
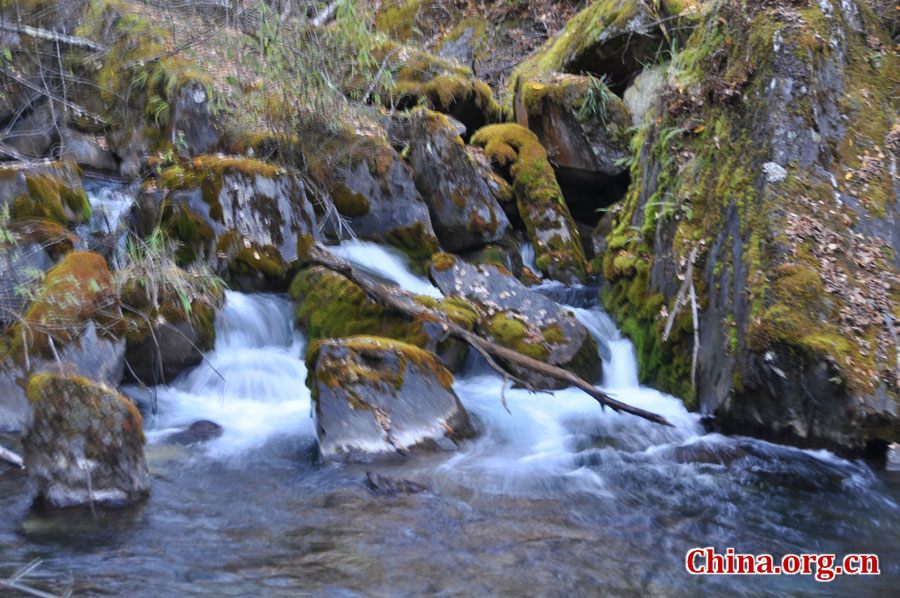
[1,240,899,597]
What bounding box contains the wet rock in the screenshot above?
[513,73,632,201]
[161,155,320,266]
[0,160,91,227]
[124,317,211,385]
[471,124,588,283]
[309,126,439,261]
[2,101,57,158]
[170,78,223,158]
[429,255,602,389]
[308,337,476,462]
[599,0,900,454]
[408,108,509,251]
[22,374,150,508]
[365,471,429,496]
[165,420,223,446]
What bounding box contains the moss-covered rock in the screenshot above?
[471,123,588,283]
[307,336,475,462]
[509,0,677,96]
[159,154,320,269]
[22,373,150,508]
[513,73,632,220]
[289,265,478,371]
[408,107,510,251]
[602,0,900,454]
[304,122,438,262]
[9,251,122,360]
[1,161,90,227]
[429,256,602,388]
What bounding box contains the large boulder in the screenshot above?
[306,125,439,261]
[22,374,150,508]
[408,108,509,251]
[160,155,320,267]
[513,73,632,220]
[307,336,475,461]
[429,254,602,389]
[471,124,588,283]
[600,0,900,455]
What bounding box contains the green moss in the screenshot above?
[9,218,76,259]
[471,124,587,282]
[290,266,430,347]
[484,312,549,361]
[216,231,287,279]
[424,75,504,124]
[542,323,566,344]
[386,222,440,263]
[430,252,457,272]
[12,172,90,226]
[329,182,371,217]
[9,252,122,360]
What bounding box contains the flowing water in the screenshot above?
[1,244,899,597]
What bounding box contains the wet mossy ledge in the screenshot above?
[1,162,91,227]
[471,124,588,284]
[599,0,900,453]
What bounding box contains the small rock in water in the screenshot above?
[165,420,224,446]
[365,471,429,496]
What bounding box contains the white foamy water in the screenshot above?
[519,240,538,275]
[145,291,313,457]
[331,239,442,297]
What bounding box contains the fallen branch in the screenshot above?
[0,444,24,469]
[1,560,68,598]
[662,247,699,342]
[0,21,106,53]
[305,245,672,427]
[310,0,340,27]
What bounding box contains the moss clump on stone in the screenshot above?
[9,218,76,259]
[430,252,458,272]
[290,266,430,347]
[12,172,91,226]
[386,222,440,263]
[471,124,587,282]
[216,230,287,279]
[10,251,122,360]
[483,312,550,361]
[329,181,371,217]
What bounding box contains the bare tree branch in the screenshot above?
[0,22,106,53]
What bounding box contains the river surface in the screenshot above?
[1,241,899,597]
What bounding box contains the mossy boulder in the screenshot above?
[169,77,223,157]
[307,336,475,462]
[471,124,588,283]
[429,256,602,389]
[509,0,676,95]
[513,73,632,220]
[408,107,510,251]
[9,251,123,361]
[602,0,900,454]
[305,124,438,261]
[22,374,150,508]
[160,155,320,268]
[215,230,288,291]
[289,266,478,372]
[1,161,90,227]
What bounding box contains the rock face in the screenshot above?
[308,337,475,462]
[408,108,509,251]
[22,374,150,508]
[430,254,602,389]
[600,0,900,454]
[471,124,588,283]
[0,161,91,227]
[161,155,321,265]
[513,73,632,219]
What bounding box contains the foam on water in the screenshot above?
[331,239,442,297]
[145,291,313,457]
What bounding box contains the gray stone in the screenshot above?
[170,79,222,157]
[310,337,475,462]
[409,108,509,251]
